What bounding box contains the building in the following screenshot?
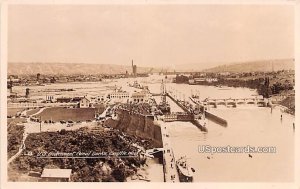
[131,90,152,103]
[45,95,54,103]
[79,97,90,108]
[56,97,72,103]
[40,169,72,182]
[219,72,230,76]
[72,97,84,103]
[107,90,130,100]
[93,94,107,103]
[206,78,218,83]
[7,88,17,98]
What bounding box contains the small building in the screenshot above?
[108,90,130,100]
[131,90,152,103]
[206,78,218,83]
[72,97,83,103]
[40,169,72,182]
[8,91,18,98]
[94,94,107,103]
[46,95,54,103]
[56,97,72,103]
[79,97,90,108]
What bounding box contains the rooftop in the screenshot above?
[41,169,72,178]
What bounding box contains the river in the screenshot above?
[146,76,294,182]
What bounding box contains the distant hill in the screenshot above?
[202,59,294,73]
[8,59,295,75]
[8,62,156,75]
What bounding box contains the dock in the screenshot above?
[159,121,179,183]
[205,111,228,126]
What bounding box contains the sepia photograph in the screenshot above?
[1,0,298,187]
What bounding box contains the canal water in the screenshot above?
[11,75,295,182]
[165,107,294,182]
[146,76,294,182]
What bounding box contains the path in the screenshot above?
[8,131,28,164]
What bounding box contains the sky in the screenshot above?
[8,4,294,69]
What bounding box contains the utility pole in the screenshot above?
[40,116,42,132]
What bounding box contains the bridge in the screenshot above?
[196,97,271,108]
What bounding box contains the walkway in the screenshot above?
[159,120,179,182]
[8,131,28,164]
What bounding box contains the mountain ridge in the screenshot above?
[8,62,156,75]
[202,59,294,73]
[8,59,295,75]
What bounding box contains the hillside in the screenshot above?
[8,62,156,75]
[202,59,294,73]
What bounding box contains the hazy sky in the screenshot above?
[8,4,294,68]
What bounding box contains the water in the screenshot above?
[144,77,294,182]
[152,80,294,182]
[11,75,295,182]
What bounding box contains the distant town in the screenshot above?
[8,60,295,114]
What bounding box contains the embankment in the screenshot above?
[105,109,163,148]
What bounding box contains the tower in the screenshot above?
[25,88,30,98]
[161,79,166,105]
[132,60,137,77]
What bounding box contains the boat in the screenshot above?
[217,86,232,90]
[191,89,200,99]
[129,80,144,89]
[191,94,199,99]
[176,156,195,182]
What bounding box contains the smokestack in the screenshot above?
[37,73,41,81]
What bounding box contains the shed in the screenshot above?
[40,169,72,182]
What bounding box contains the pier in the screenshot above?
[159,120,179,183]
[205,111,228,126]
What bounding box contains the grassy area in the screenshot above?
[8,166,39,182]
[7,123,25,159]
[8,118,27,128]
[26,108,41,116]
[34,106,105,122]
[7,108,25,117]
